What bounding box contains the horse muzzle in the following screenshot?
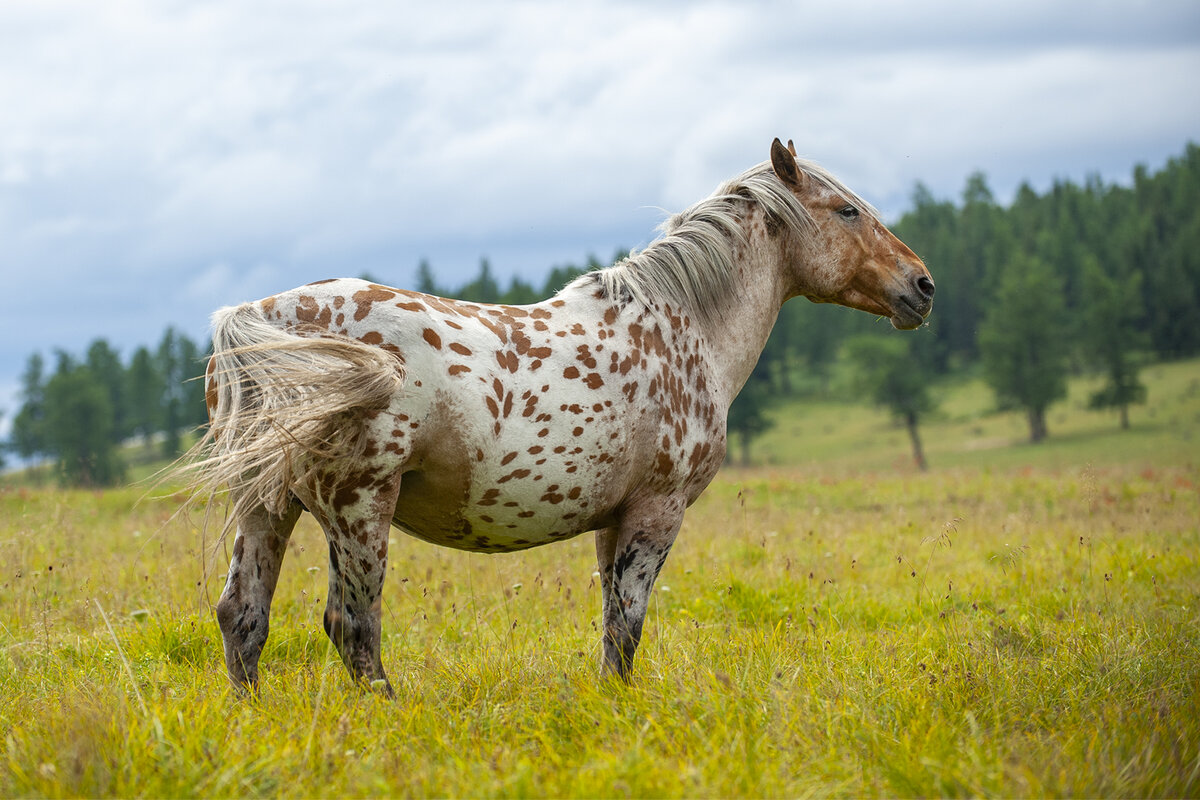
[890,272,935,330]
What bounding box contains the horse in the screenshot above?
[186,138,934,695]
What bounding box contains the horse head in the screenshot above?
[769,138,934,330]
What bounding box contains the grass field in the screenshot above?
[752,358,1200,473]
[1,362,1198,797]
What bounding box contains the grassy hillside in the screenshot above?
[747,357,1200,473]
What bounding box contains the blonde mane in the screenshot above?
[573,158,879,325]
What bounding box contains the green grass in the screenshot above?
[1,359,1199,796]
[752,357,1200,472]
[3,473,1199,796]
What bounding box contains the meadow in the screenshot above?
[1,362,1198,797]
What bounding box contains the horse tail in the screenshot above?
[179,301,406,525]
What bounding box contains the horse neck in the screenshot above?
[694,221,790,406]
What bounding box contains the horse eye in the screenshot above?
[839,205,859,220]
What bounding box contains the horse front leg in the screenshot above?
[594,495,685,681]
[215,497,303,693]
[594,526,620,668]
[310,470,402,696]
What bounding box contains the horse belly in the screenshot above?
[390,472,608,553]
[389,444,620,553]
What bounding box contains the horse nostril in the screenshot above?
[915,275,935,300]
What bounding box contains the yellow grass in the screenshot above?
[2,459,1198,796]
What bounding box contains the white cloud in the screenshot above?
[1,0,1198,418]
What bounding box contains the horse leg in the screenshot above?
[594,526,620,669]
[594,495,685,681]
[310,470,402,696]
[215,497,303,693]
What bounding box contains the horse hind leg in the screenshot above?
[308,469,402,696]
[215,496,303,693]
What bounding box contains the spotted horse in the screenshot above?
[185,138,934,695]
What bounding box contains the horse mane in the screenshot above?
[572,158,879,325]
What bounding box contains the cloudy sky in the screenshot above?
[2,0,1198,430]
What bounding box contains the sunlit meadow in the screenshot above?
[2,365,1198,797]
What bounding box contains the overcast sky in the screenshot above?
[2,0,1198,431]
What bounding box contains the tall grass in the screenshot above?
[2,457,1198,796]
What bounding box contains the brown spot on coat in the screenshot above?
[296,295,319,323]
[496,350,519,372]
[353,286,396,321]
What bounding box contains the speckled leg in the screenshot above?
[309,470,403,696]
[215,498,303,693]
[595,495,685,681]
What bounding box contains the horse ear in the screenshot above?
[787,139,798,157]
[770,138,805,190]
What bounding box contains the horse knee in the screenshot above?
[217,591,268,641]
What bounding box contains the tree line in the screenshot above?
[5,143,1197,483]
[6,330,209,485]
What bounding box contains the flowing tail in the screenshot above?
[178,302,406,526]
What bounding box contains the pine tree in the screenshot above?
[10,353,47,462]
[157,328,204,455]
[501,276,539,305]
[460,258,501,303]
[126,345,164,446]
[727,364,773,466]
[415,259,442,295]
[846,335,936,470]
[541,264,588,297]
[1080,255,1146,429]
[979,253,1070,442]
[184,340,212,430]
[891,182,959,373]
[42,359,125,487]
[85,339,127,442]
[953,173,1015,361]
